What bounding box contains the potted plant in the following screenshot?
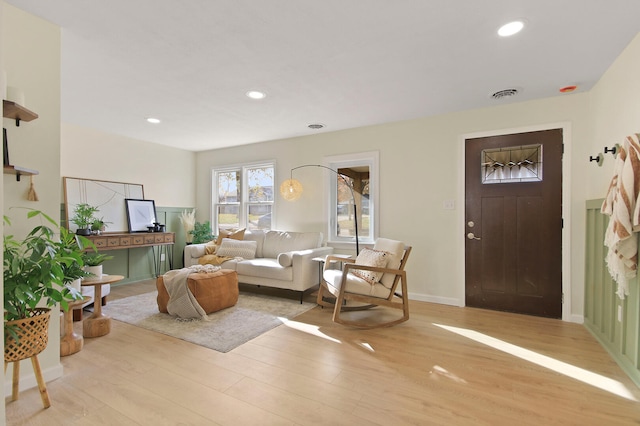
[4,209,88,362]
[189,221,215,244]
[70,203,99,236]
[90,217,111,235]
[82,252,114,281]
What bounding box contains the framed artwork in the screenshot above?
[125,199,157,232]
[63,177,144,232]
[3,128,9,166]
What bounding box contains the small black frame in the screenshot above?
[125,199,157,232]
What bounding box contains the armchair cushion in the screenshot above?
[351,248,389,284]
[373,238,406,288]
[324,269,391,298]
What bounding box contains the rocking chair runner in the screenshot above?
[317,238,411,328]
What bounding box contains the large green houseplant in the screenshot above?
[4,209,90,345]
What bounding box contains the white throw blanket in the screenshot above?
[602,134,640,299]
[162,265,221,319]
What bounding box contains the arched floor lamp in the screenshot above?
[280,164,360,254]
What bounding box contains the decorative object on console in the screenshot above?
[70,203,99,236]
[125,198,157,232]
[280,164,360,254]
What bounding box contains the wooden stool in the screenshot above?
[60,296,91,356]
[81,275,124,338]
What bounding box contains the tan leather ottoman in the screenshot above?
[156,269,239,314]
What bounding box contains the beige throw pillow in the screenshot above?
[351,248,389,284]
[216,238,257,259]
[215,228,246,245]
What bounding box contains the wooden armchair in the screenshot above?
[317,238,411,328]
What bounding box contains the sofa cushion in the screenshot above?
[243,230,265,258]
[215,227,246,245]
[236,258,293,281]
[216,238,257,259]
[262,231,322,259]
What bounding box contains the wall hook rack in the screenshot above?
[590,154,603,166]
[604,144,620,156]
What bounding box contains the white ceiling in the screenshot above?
[6,1,640,152]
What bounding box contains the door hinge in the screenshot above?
[561,293,564,304]
[561,218,564,229]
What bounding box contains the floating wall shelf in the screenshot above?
[3,100,38,126]
[3,100,40,180]
[3,165,39,181]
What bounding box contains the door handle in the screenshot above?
[467,232,481,240]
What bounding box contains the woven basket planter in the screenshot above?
[4,308,51,363]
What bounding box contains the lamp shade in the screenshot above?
[280,178,303,201]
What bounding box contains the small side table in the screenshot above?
[81,274,124,338]
[60,296,91,356]
[312,254,352,284]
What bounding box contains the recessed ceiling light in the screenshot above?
[308,123,324,130]
[246,90,266,100]
[146,117,161,124]
[498,20,525,37]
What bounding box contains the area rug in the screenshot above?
[102,291,316,352]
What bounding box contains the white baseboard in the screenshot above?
[569,314,584,324]
[4,362,63,396]
[408,292,463,307]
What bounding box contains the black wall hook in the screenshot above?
[590,154,603,166]
[605,144,620,156]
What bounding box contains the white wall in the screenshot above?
[61,123,197,207]
[196,93,591,314]
[1,2,5,422]
[2,3,63,394]
[589,33,640,198]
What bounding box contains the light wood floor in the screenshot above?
[6,280,640,425]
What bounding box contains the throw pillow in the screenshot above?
[216,238,257,259]
[215,227,246,245]
[352,248,389,284]
[204,242,218,255]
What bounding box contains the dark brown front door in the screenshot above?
[465,129,563,318]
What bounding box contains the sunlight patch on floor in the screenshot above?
[434,323,638,401]
[279,318,342,343]
[431,365,468,384]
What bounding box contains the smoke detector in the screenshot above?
[491,88,520,100]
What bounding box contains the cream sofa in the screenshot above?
[184,230,333,301]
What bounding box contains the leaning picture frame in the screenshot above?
[125,199,157,232]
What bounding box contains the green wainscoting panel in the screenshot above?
[61,204,194,286]
[584,199,640,387]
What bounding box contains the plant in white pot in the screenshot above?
[82,252,114,281]
[3,209,90,407]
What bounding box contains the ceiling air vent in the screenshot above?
[491,88,519,100]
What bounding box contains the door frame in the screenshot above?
[458,122,572,321]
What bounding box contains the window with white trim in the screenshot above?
[212,162,275,232]
[326,152,378,248]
